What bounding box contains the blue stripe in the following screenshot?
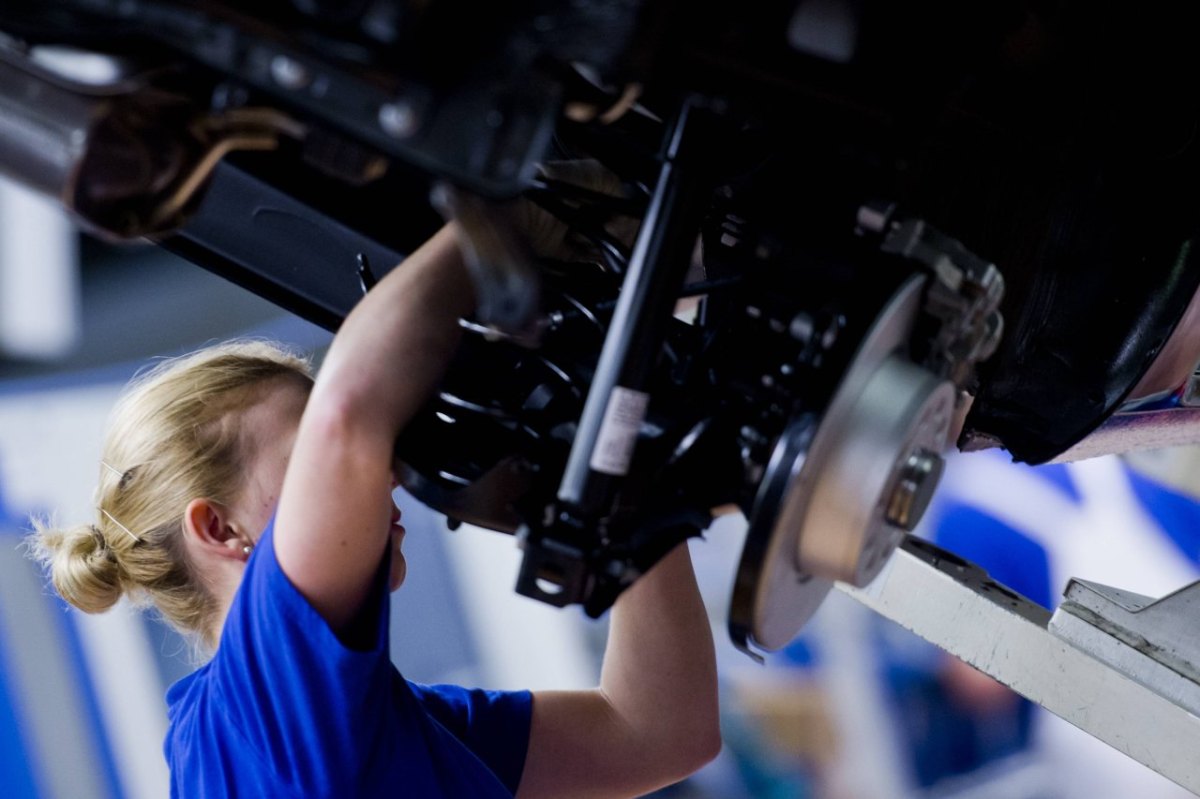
[0,314,330,398]
[0,484,41,796]
[933,501,1054,609]
[0,602,43,799]
[0,495,124,799]
[1125,466,1200,568]
[53,599,127,799]
[1030,462,1083,505]
[0,360,142,398]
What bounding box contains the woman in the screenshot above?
[31,224,721,797]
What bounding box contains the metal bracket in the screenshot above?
[1051,578,1200,716]
[840,536,1200,795]
[861,204,1006,386]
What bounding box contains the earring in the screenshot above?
[242,543,254,556]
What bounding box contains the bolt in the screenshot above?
[821,315,844,350]
[790,312,814,343]
[885,448,945,531]
[739,426,767,446]
[379,100,420,139]
[270,55,311,90]
[856,200,896,235]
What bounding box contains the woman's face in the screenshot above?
[238,380,408,591]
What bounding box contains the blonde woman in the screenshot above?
[32,224,720,798]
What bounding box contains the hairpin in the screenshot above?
[99,507,141,544]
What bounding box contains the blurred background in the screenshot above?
[0,173,1198,799]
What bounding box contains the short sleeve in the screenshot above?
[407,682,533,794]
[210,516,394,793]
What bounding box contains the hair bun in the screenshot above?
[29,521,125,614]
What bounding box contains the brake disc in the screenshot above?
[730,274,956,655]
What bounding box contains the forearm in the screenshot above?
[518,543,719,799]
[599,542,721,778]
[272,225,474,627]
[310,223,474,441]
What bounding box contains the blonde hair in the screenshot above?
[29,340,313,649]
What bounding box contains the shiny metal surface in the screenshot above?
[732,274,959,653]
[885,448,944,531]
[729,414,830,657]
[0,48,99,200]
[795,353,954,584]
[1053,577,1200,694]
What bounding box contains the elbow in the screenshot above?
[305,378,390,443]
[681,717,723,774]
[603,692,722,789]
[303,392,367,443]
[699,722,724,767]
[654,712,722,784]
[681,679,722,772]
[298,389,395,474]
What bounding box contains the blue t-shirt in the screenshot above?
[164,517,532,798]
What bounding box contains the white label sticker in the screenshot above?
[590,387,650,476]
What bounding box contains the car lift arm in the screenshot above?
[839,536,1200,794]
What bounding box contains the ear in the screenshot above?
[183,498,249,562]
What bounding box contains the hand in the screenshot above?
[519,159,638,263]
[433,158,634,330]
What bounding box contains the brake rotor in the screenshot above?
[730,274,956,655]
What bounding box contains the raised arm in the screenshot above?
[274,224,472,631]
[517,542,722,799]
[273,218,720,794]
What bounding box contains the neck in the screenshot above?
[204,565,246,648]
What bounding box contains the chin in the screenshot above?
[389,556,407,593]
